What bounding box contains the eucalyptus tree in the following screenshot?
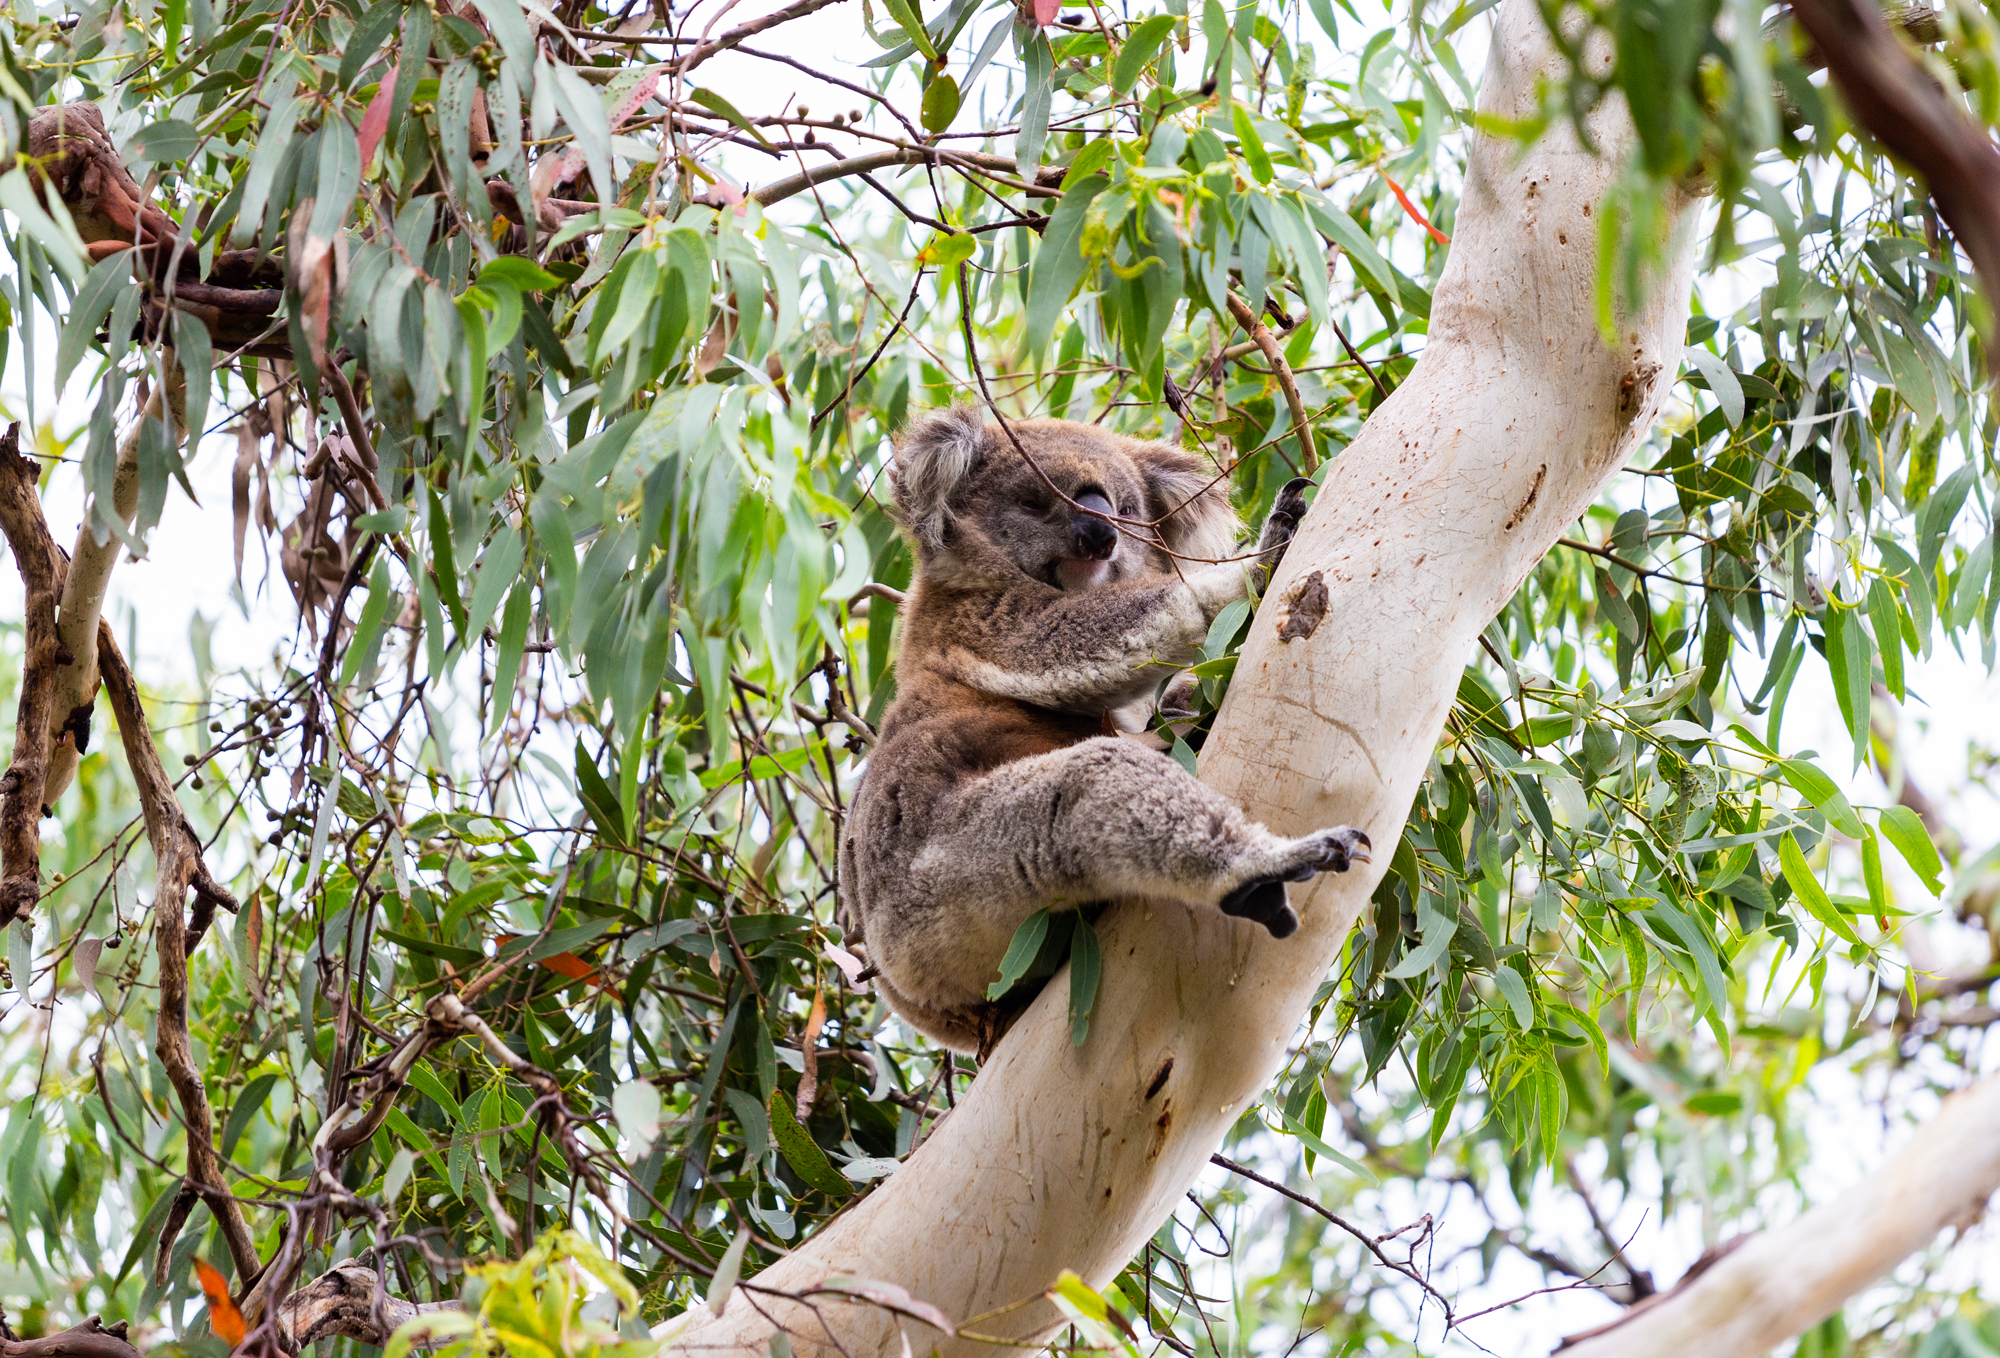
[0,0,1996,1353]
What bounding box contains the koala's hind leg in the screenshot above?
[914,738,1368,945]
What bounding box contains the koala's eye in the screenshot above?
[1017,495,1050,516]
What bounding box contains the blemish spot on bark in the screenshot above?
[1146,1056,1174,1100]
[1557,230,1568,245]
[1276,570,1328,643]
[1504,465,1546,531]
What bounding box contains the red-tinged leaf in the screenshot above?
[194,1259,247,1347]
[1033,0,1060,23]
[358,66,397,168]
[1379,167,1450,245]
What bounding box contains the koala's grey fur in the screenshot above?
[838,407,1370,1053]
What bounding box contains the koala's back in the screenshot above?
[840,580,1107,1036]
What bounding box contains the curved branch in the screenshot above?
[1785,0,2000,344]
[1224,292,1316,472]
[43,386,162,810]
[1558,1073,2000,1357]
[0,424,61,928]
[669,0,851,79]
[95,626,255,1280]
[753,147,1065,209]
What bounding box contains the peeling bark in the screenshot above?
[0,1316,143,1358]
[274,1265,459,1352]
[0,424,63,928]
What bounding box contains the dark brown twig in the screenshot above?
[1785,0,2000,356]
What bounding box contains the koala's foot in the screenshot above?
[1220,878,1299,937]
[1219,827,1372,938]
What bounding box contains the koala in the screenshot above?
[838,407,1370,1053]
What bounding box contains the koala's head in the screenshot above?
[889,406,1238,591]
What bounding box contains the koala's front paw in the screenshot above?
[1219,878,1299,938]
[1304,825,1371,873]
[1255,477,1315,586]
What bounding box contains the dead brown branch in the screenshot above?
[0,424,61,928]
[1224,293,1316,471]
[0,1316,143,1358]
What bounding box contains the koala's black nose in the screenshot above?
[1071,492,1118,560]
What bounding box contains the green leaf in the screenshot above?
[1775,758,1865,837]
[1867,577,1905,701]
[1779,832,1862,945]
[1594,567,1640,641]
[707,1225,752,1315]
[1230,102,1273,184]
[920,74,961,132]
[1303,194,1397,301]
[1270,1103,1377,1182]
[1025,175,1108,360]
[574,741,629,848]
[880,0,938,56]
[916,229,977,271]
[462,523,523,643]
[986,908,1052,1000]
[1111,14,1178,93]
[56,253,138,390]
[1822,605,1872,770]
[478,256,563,291]
[690,87,774,149]
[377,929,485,967]
[487,583,532,734]
[548,61,617,207]
[1068,913,1103,1046]
[221,1071,282,1159]
[339,554,397,689]
[337,1,406,89]
[1491,965,1533,1029]
[1017,29,1054,175]
[127,118,200,164]
[1644,895,1732,1021]
[1063,138,1115,187]
[1861,826,1889,918]
[1878,805,1943,895]
[767,1091,853,1198]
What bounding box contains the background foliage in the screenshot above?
[0,0,1997,1350]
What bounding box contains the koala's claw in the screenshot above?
[1311,826,1372,873]
[1219,878,1300,938]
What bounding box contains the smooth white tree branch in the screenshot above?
[1559,1073,2000,1358]
[44,386,160,806]
[668,3,1701,1354]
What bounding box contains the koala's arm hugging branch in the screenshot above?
[671,2,1704,1354]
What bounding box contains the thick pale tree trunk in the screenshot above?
[669,4,1700,1354]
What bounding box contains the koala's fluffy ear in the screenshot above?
[1134,443,1239,565]
[891,406,989,550]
